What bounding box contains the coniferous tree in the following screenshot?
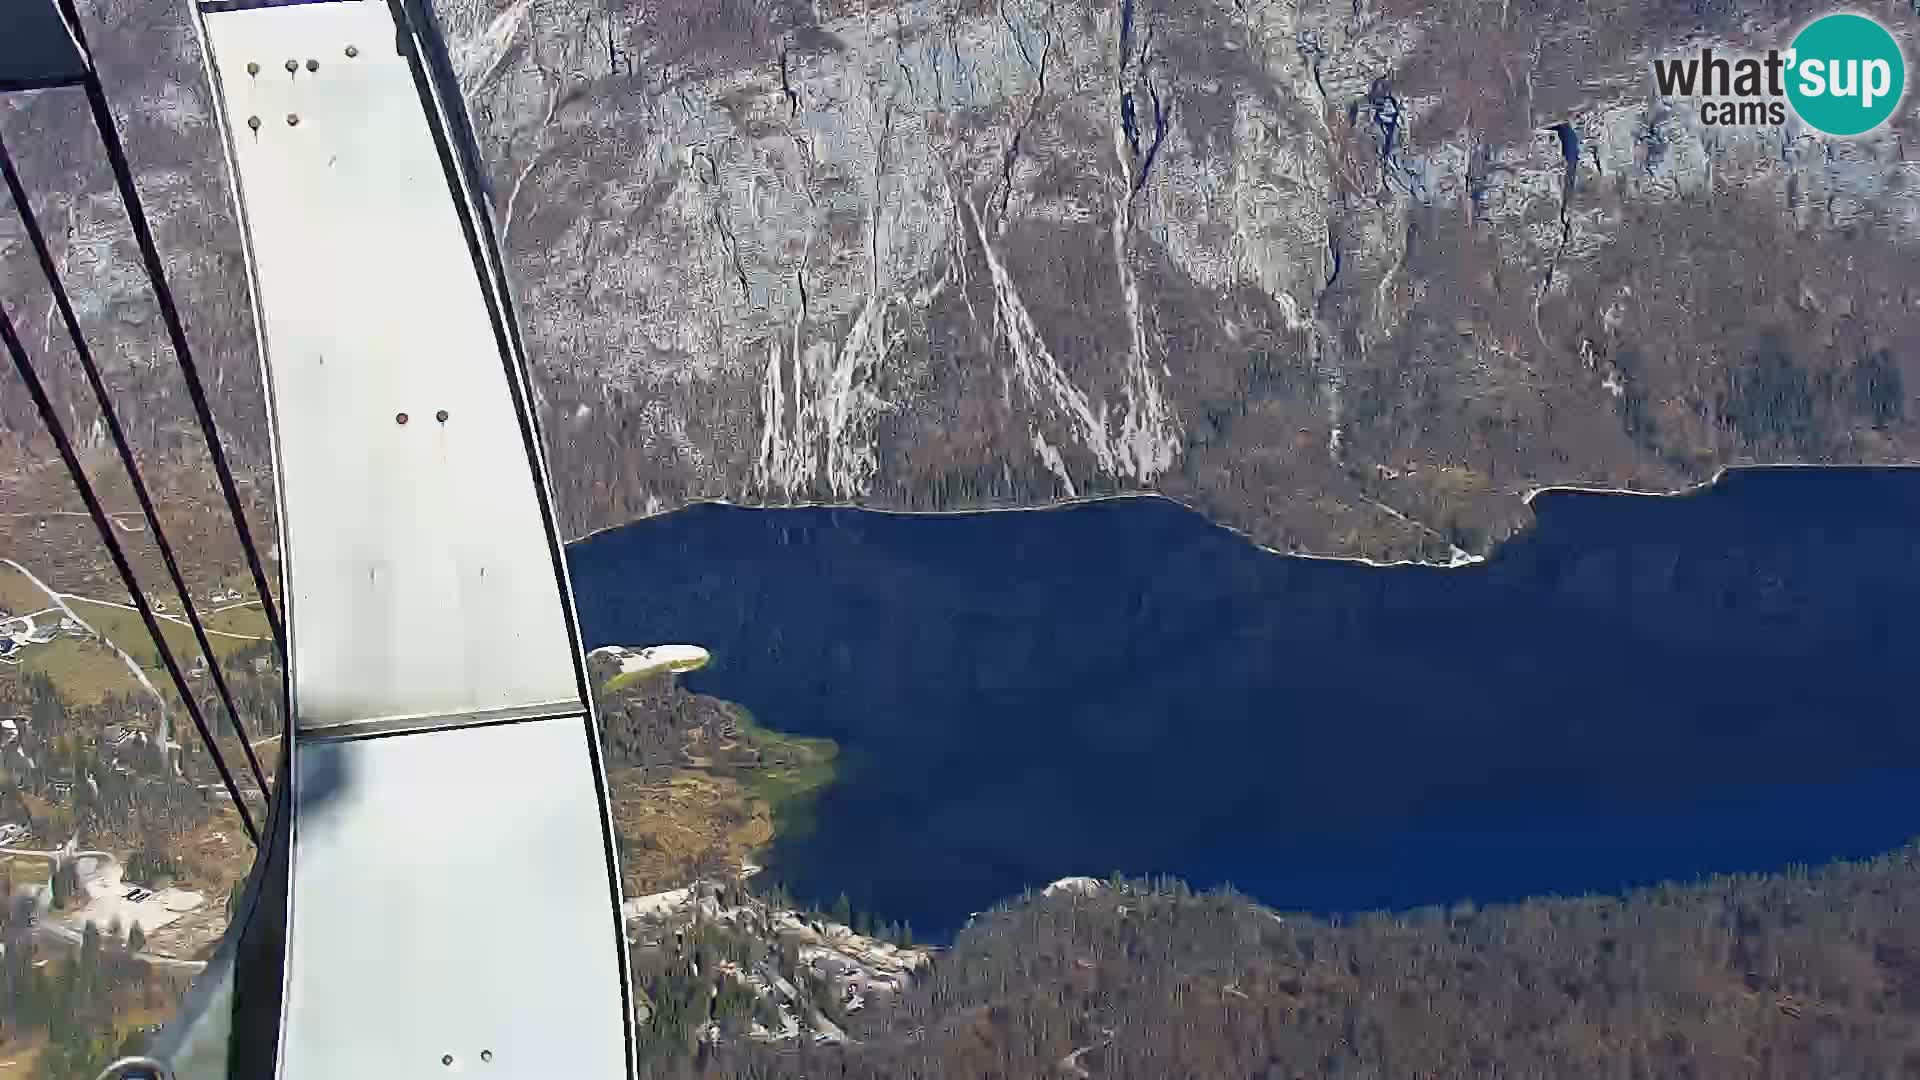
[49,859,73,911]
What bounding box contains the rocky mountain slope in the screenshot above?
[2,0,1917,575]
[624,877,931,1054]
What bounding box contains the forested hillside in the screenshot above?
[658,846,1920,1078]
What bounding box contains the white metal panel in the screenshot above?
[284,718,628,1078]
[200,1,579,731]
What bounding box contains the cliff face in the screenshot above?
[4,0,1919,573]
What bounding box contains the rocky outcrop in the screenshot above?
[625,877,931,1047]
[358,0,1920,560]
[4,0,1918,568]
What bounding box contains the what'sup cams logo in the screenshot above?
[1652,12,1906,136]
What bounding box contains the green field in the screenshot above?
[601,655,709,696]
[1,564,270,703]
[64,597,267,669]
[14,639,147,704]
[731,712,838,836]
[0,855,52,888]
[602,667,661,695]
[0,565,52,614]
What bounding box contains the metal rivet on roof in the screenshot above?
[345,45,360,58]
[435,409,449,423]
[246,116,261,131]
[285,59,298,73]
[396,412,410,425]
[440,1055,453,1067]
[286,114,300,126]
[246,62,260,76]
[480,1050,493,1063]
[306,59,319,72]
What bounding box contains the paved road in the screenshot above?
[3,557,270,641]
[0,845,116,862]
[0,510,145,533]
[1,559,168,714]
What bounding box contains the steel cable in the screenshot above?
[0,301,259,846]
[54,0,287,665]
[0,133,270,796]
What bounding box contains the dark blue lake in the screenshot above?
[568,468,1920,937]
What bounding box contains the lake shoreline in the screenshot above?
[566,462,1920,571]
[571,465,1920,935]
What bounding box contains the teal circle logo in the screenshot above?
[1786,13,1905,136]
